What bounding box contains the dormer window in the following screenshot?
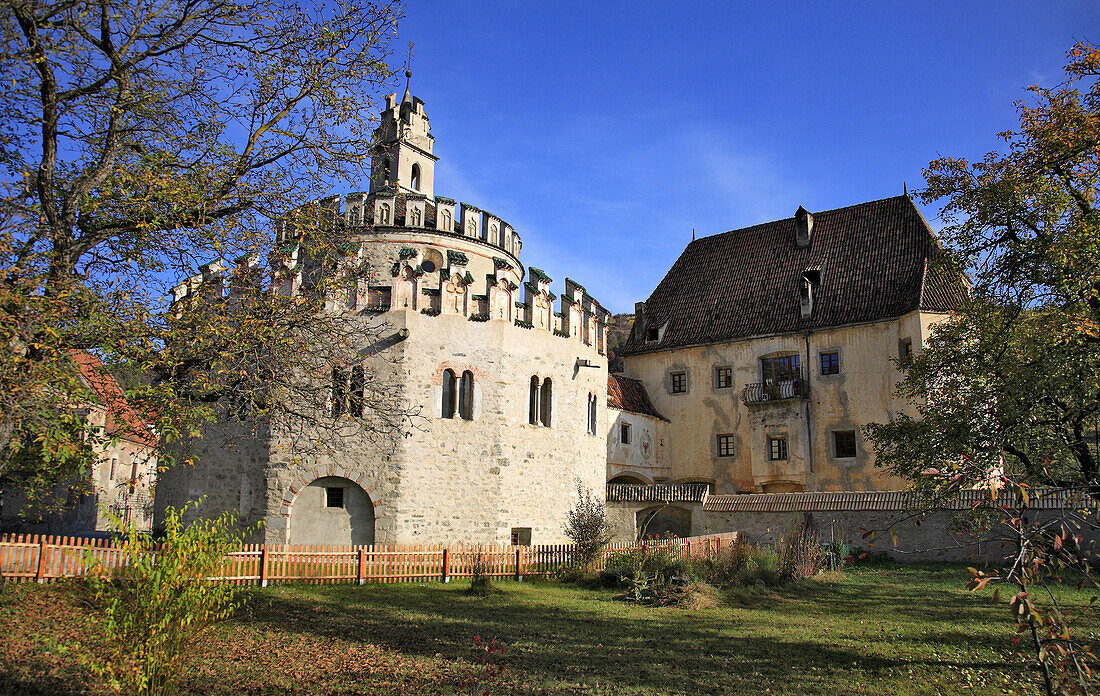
[646,326,658,341]
[411,163,421,191]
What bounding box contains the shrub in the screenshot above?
[73,502,250,696]
[604,534,688,602]
[777,522,829,583]
[466,550,493,596]
[562,484,612,570]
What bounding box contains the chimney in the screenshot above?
[795,206,813,248]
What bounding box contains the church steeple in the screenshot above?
[370,71,436,198]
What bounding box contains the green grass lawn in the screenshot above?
[3,563,1097,695]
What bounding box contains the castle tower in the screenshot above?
[370,71,436,198]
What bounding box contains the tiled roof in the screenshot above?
[701,488,1093,513]
[624,196,968,354]
[606,483,708,503]
[71,351,158,449]
[607,374,668,421]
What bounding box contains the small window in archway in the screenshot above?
[459,370,474,420]
[442,369,457,418]
[411,163,421,191]
[326,487,344,508]
[540,377,552,426]
[382,158,392,186]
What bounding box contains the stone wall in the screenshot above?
[607,488,1100,564]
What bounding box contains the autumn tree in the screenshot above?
[0,0,409,514]
[866,42,1100,694]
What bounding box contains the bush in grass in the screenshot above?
[604,534,688,602]
[466,550,493,596]
[777,522,829,583]
[562,484,612,572]
[71,501,250,696]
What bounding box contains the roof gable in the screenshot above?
[624,196,967,354]
[71,351,158,449]
[607,374,667,421]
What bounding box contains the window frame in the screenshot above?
[716,434,736,458]
[714,365,733,389]
[325,487,345,509]
[819,350,840,376]
[670,371,687,394]
[767,435,788,461]
[833,430,858,459]
[620,422,632,445]
[441,369,457,419]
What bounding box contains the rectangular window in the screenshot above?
[899,337,913,359]
[717,434,736,457]
[670,371,687,393]
[715,366,733,389]
[620,422,632,444]
[511,527,532,546]
[761,354,801,383]
[767,436,788,461]
[834,430,857,458]
[326,487,344,508]
[820,351,839,375]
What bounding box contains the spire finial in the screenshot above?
[903,181,908,197]
[402,42,414,105]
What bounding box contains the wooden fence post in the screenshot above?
[357,547,368,585]
[259,545,270,587]
[35,536,49,583]
[441,547,450,583]
[514,548,522,582]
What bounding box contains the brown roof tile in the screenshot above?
[607,374,668,421]
[624,196,968,354]
[701,488,1092,512]
[71,351,158,449]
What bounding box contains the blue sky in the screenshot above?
[377,1,1097,313]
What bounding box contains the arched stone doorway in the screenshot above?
[289,476,375,546]
[637,505,692,540]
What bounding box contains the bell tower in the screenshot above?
[369,70,437,198]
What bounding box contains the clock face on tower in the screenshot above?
[641,430,652,462]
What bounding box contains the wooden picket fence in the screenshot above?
[0,532,739,587]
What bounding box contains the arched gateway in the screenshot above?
[288,476,375,546]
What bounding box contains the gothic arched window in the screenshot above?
[528,376,540,425]
[382,158,392,186]
[540,377,553,427]
[466,219,476,237]
[379,203,391,225]
[411,163,421,191]
[459,370,474,420]
[587,393,597,435]
[410,207,421,226]
[349,365,365,417]
[442,369,456,418]
[441,209,452,231]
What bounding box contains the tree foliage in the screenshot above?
[866,42,1100,695]
[867,41,1100,492]
[0,0,409,510]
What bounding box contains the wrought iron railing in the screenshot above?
[740,376,810,405]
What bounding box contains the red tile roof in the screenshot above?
[624,196,968,354]
[71,351,158,449]
[607,374,668,421]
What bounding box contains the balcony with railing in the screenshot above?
[740,376,810,405]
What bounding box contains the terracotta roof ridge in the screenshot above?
[695,194,914,242]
